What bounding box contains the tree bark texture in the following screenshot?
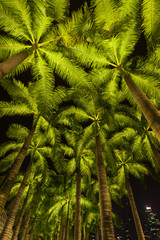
[0,119,38,215]
[28,223,34,240]
[124,75,160,143]
[1,159,32,240]
[150,142,160,169]
[74,167,81,240]
[95,225,99,240]
[96,135,115,240]
[11,192,28,240]
[85,227,89,240]
[125,178,145,240]
[0,45,36,80]
[59,218,65,240]
[20,211,31,240]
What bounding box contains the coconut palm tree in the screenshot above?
[60,85,117,239]
[0,76,66,214]
[67,0,160,144]
[0,0,89,92]
[114,149,148,240]
[0,117,56,240]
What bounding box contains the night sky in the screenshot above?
[0,0,160,231]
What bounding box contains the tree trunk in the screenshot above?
[0,45,37,80]
[150,142,160,169]
[28,223,34,240]
[95,135,115,240]
[20,211,31,240]
[125,178,145,240]
[24,220,31,240]
[124,74,160,143]
[0,117,39,215]
[59,219,65,240]
[85,227,89,240]
[64,202,70,240]
[11,191,29,240]
[74,167,81,240]
[1,159,32,240]
[95,225,99,240]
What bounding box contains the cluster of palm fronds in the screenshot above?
[0,0,160,239]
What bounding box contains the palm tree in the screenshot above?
[60,86,117,239]
[0,118,56,240]
[114,149,148,240]
[0,0,89,92]
[109,105,160,171]
[67,0,160,144]
[0,77,66,214]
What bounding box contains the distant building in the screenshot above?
[142,206,160,240]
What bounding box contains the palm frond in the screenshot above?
[0,36,27,60]
[0,3,31,41]
[0,141,22,158]
[2,0,35,42]
[91,0,118,31]
[46,0,69,22]
[0,78,37,111]
[6,123,29,141]
[142,0,160,42]
[40,48,90,88]
[68,44,114,68]
[0,101,34,117]
[0,152,18,173]
[118,0,140,21]
[31,53,55,118]
[118,22,140,64]
[31,0,52,43]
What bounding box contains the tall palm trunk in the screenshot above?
[95,225,99,240]
[150,142,160,169]
[20,211,31,240]
[124,74,160,143]
[95,135,115,240]
[74,167,81,240]
[59,218,65,240]
[24,221,31,240]
[28,222,35,240]
[0,117,39,215]
[64,201,70,240]
[1,159,33,240]
[0,45,37,80]
[125,178,145,240]
[85,227,89,240]
[11,191,29,240]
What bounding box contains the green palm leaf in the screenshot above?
[142,0,160,42]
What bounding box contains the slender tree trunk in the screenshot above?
[0,45,37,80]
[59,219,65,240]
[124,74,160,143]
[150,142,160,169]
[24,220,31,240]
[125,178,145,240]
[11,191,29,240]
[20,211,31,240]
[74,167,81,240]
[95,225,99,240]
[28,223,34,240]
[95,135,115,240]
[1,159,32,240]
[0,117,39,215]
[64,201,70,240]
[85,227,89,240]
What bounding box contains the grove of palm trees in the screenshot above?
[0,0,160,239]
